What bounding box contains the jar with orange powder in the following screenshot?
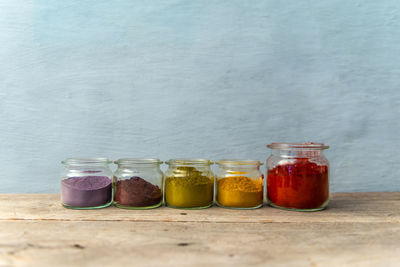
[215,160,264,209]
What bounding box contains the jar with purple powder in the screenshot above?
[61,158,113,209]
[113,159,163,209]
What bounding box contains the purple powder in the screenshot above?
[61,176,112,207]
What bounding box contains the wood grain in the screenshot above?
[0,193,399,266]
[0,193,399,223]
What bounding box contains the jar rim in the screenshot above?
[114,158,162,165]
[166,158,213,165]
[266,142,329,150]
[61,158,112,165]
[216,159,263,166]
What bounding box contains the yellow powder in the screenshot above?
[165,166,214,208]
[217,176,263,208]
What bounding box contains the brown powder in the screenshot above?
[115,176,162,207]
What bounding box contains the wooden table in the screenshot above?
[0,193,399,266]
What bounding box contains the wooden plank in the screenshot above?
[1,193,399,266]
[0,193,399,223]
[1,220,399,267]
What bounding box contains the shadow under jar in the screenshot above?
[61,158,113,209]
[164,159,214,209]
[216,160,264,209]
[113,159,163,209]
[266,143,330,211]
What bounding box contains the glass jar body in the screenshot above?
[113,159,163,209]
[61,158,113,209]
[266,143,329,211]
[215,160,264,209]
[164,159,214,209]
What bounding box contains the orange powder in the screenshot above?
[217,176,263,208]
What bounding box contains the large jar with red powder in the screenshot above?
[266,143,329,211]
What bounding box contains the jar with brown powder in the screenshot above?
[113,159,163,209]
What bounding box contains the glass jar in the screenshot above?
[61,158,113,209]
[164,159,214,209]
[215,160,264,209]
[113,158,163,209]
[266,143,330,211]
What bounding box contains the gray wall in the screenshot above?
[1,0,399,193]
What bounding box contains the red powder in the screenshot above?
[267,158,329,210]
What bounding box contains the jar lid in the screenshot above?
[266,142,329,150]
[166,158,213,165]
[61,158,112,165]
[216,159,263,166]
[114,158,162,165]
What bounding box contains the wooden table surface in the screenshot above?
[0,193,399,266]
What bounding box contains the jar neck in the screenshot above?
[62,158,111,167]
[64,164,110,171]
[114,159,162,169]
[166,159,213,168]
[271,149,324,158]
[218,164,260,171]
[168,164,211,169]
[117,163,161,169]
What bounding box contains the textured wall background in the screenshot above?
[0,0,399,193]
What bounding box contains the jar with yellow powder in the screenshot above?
[216,160,264,209]
[164,159,214,209]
